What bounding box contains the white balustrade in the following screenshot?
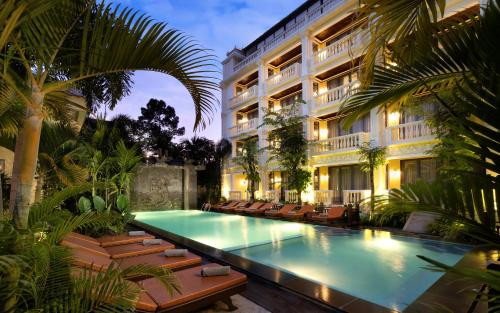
[266,63,301,90]
[285,190,299,203]
[314,32,362,64]
[229,191,242,201]
[313,132,370,154]
[230,118,258,137]
[343,190,370,204]
[265,190,281,203]
[386,121,434,144]
[230,85,258,108]
[314,190,337,205]
[314,81,359,109]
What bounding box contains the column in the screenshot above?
[257,60,269,195]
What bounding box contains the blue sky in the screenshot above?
[104,0,304,141]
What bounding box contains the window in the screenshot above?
[328,165,369,202]
[401,158,439,185]
[313,168,320,190]
[268,172,275,190]
[247,110,258,120]
[280,92,302,108]
[327,114,370,138]
[400,103,437,124]
[313,121,320,141]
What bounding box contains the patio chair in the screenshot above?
[220,201,248,213]
[67,231,156,248]
[234,202,264,213]
[265,204,298,218]
[72,263,247,312]
[244,203,274,215]
[285,204,315,220]
[211,201,233,211]
[61,235,175,259]
[308,205,347,223]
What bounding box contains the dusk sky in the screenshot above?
[104,0,305,142]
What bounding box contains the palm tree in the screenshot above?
[358,142,386,218]
[233,138,260,202]
[1,0,218,229]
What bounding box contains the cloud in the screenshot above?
[106,0,303,141]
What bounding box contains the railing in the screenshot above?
[343,190,370,204]
[230,118,258,137]
[314,32,362,64]
[314,190,338,205]
[267,63,301,91]
[285,190,299,203]
[265,190,281,203]
[233,50,260,72]
[313,132,370,154]
[314,81,359,109]
[229,191,242,201]
[386,120,434,144]
[263,17,306,52]
[230,85,258,108]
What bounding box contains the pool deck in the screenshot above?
[132,218,493,313]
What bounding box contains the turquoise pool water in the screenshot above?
[134,210,471,311]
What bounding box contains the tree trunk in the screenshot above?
[9,89,44,229]
[297,190,302,205]
[370,167,375,220]
[249,180,255,203]
[0,175,3,215]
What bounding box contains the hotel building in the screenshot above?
[221,0,480,207]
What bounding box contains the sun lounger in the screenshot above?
[61,235,174,259]
[211,201,232,211]
[67,231,156,248]
[220,201,248,213]
[72,263,247,312]
[309,205,346,223]
[214,201,239,212]
[71,247,202,273]
[234,202,263,213]
[265,204,298,218]
[285,204,314,219]
[245,203,274,215]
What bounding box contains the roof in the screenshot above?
[242,0,317,54]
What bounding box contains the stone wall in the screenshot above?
[130,163,203,212]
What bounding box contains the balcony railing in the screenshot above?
[230,85,258,108]
[267,63,301,91]
[229,191,242,201]
[232,0,344,73]
[343,190,370,204]
[386,120,434,144]
[312,132,370,154]
[285,190,299,203]
[265,190,280,203]
[314,32,362,64]
[230,118,258,137]
[314,81,359,109]
[314,190,337,205]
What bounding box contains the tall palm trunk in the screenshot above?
[9,88,44,229]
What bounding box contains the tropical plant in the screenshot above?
[0,183,178,312]
[358,142,386,218]
[261,101,311,204]
[342,0,500,308]
[233,137,261,202]
[180,136,216,165]
[1,0,218,229]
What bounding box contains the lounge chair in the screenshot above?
[220,201,248,213]
[214,201,239,212]
[264,204,298,218]
[211,201,232,211]
[285,204,314,220]
[244,203,274,215]
[61,235,174,259]
[67,231,156,248]
[309,205,346,223]
[73,263,247,312]
[234,202,263,214]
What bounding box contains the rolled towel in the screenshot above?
[164,249,188,257]
[128,230,146,236]
[142,239,162,245]
[201,266,231,277]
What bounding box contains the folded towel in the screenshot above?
[164,249,188,257]
[128,230,146,236]
[143,239,162,245]
[201,266,231,277]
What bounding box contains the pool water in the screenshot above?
[134,210,471,311]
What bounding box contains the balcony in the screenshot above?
[386,121,435,145]
[230,85,258,109]
[313,32,363,67]
[266,63,301,93]
[314,81,359,111]
[229,191,242,201]
[230,118,258,137]
[312,132,370,154]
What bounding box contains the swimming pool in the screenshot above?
[134,210,471,311]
